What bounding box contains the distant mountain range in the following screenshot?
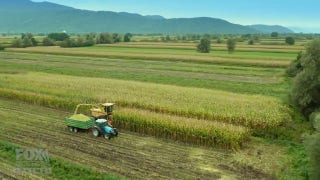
[0,0,294,34]
[247,25,293,34]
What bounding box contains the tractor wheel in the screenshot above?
[104,134,110,140]
[113,128,118,137]
[73,127,78,133]
[68,126,74,132]
[92,128,99,137]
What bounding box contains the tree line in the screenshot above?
[286,39,320,180]
[196,36,237,53]
[158,32,296,45]
[9,32,133,48]
[195,32,297,54]
[0,31,311,52]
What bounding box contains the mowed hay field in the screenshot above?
[0,40,308,178]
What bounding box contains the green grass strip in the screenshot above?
[0,140,122,180]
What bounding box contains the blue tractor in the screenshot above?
[92,119,118,139]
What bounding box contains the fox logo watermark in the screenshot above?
[13,148,52,174]
[16,148,50,162]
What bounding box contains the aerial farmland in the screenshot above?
[0,0,320,179]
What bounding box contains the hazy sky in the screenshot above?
[32,0,320,33]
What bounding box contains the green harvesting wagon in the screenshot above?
[65,114,94,132]
[64,103,118,139]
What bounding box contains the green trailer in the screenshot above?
[64,114,95,132]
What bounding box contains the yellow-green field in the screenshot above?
[0,37,311,179]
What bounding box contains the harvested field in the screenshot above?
[0,98,284,179]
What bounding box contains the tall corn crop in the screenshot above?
[0,72,291,129]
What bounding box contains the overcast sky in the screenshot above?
[32,0,320,33]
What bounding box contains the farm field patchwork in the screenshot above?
[99,42,305,53]
[6,46,295,67]
[0,41,309,178]
[0,44,293,143]
[0,52,289,98]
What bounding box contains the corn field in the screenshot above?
[0,71,292,149]
[114,108,250,149]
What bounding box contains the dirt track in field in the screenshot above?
[0,99,273,179]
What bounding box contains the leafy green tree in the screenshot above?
[22,37,33,47]
[271,32,279,38]
[286,37,295,45]
[96,33,113,44]
[42,37,55,46]
[76,37,85,46]
[0,44,5,50]
[124,33,133,42]
[291,40,320,115]
[286,52,303,77]
[306,133,320,180]
[112,33,121,43]
[197,38,211,53]
[31,38,38,46]
[18,33,37,47]
[75,34,95,47]
[21,33,27,39]
[12,33,37,48]
[48,33,69,41]
[165,35,171,42]
[59,38,77,48]
[59,34,95,48]
[305,113,320,180]
[83,35,95,46]
[25,33,37,46]
[289,39,320,180]
[227,38,236,53]
[248,39,254,45]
